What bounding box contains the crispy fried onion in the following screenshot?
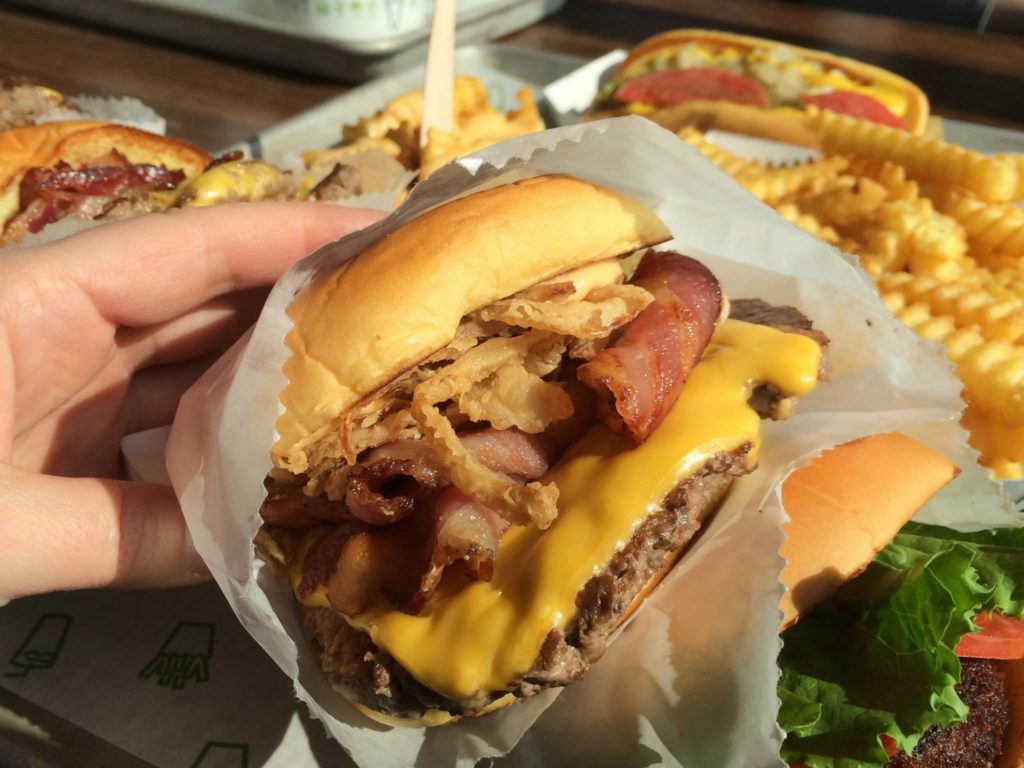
[411,331,568,528]
[331,320,490,464]
[475,284,653,339]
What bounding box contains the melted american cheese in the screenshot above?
[176,160,283,207]
[290,319,821,703]
[532,257,625,302]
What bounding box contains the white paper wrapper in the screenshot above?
[5,215,106,251]
[37,95,167,135]
[166,116,1020,768]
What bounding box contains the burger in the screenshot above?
[0,75,70,130]
[779,432,1024,768]
[254,173,831,724]
[590,29,929,147]
[0,121,294,246]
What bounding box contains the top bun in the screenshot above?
[779,432,958,628]
[273,174,672,472]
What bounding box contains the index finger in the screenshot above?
[23,202,383,328]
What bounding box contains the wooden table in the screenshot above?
[1,0,1022,150]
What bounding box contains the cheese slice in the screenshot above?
[176,160,284,207]
[291,318,822,702]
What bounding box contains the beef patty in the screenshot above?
[887,658,1010,768]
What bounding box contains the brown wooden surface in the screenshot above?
[1,0,1022,151]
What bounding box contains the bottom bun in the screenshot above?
[646,100,820,148]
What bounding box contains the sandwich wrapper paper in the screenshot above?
[166,116,1020,768]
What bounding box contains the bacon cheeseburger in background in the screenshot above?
[254,174,828,723]
[0,120,296,247]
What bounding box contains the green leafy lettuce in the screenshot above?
[778,523,1024,768]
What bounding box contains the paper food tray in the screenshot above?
[164,116,1018,768]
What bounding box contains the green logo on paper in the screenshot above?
[5,614,72,677]
[190,741,249,768]
[139,621,215,689]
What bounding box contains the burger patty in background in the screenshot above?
[0,75,68,131]
[887,659,1009,768]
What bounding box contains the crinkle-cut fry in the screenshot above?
[737,156,848,204]
[984,457,1024,480]
[919,184,1024,265]
[860,252,890,278]
[868,197,966,281]
[995,153,1024,199]
[806,106,1019,203]
[877,272,1024,344]
[863,229,906,274]
[995,267,1024,290]
[843,156,920,200]
[777,170,855,201]
[798,175,887,228]
[893,302,1024,426]
[906,213,967,282]
[678,127,759,177]
[962,405,1024,480]
[773,203,840,244]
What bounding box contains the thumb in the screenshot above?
[0,464,208,603]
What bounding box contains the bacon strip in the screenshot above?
[322,487,510,616]
[259,485,354,529]
[577,251,722,443]
[5,161,186,239]
[343,440,445,525]
[20,162,184,207]
[459,428,549,481]
[297,528,349,599]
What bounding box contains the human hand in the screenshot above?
[0,203,381,602]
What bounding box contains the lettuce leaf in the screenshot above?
[778,522,1024,768]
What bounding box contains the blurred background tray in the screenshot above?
[8,0,565,81]
[224,43,583,158]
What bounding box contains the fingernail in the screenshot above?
[183,532,211,578]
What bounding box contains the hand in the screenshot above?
[0,203,381,602]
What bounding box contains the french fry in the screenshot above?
[920,184,1024,268]
[877,271,1024,344]
[996,153,1024,199]
[891,301,1024,427]
[672,122,1024,477]
[773,203,840,244]
[962,405,1024,480]
[738,156,848,205]
[677,127,758,177]
[806,107,1019,203]
[798,175,887,228]
[844,156,919,200]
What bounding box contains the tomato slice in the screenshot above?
[955,612,1024,659]
[800,91,905,129]
[880,734,900,759]
[616,67,768,109]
